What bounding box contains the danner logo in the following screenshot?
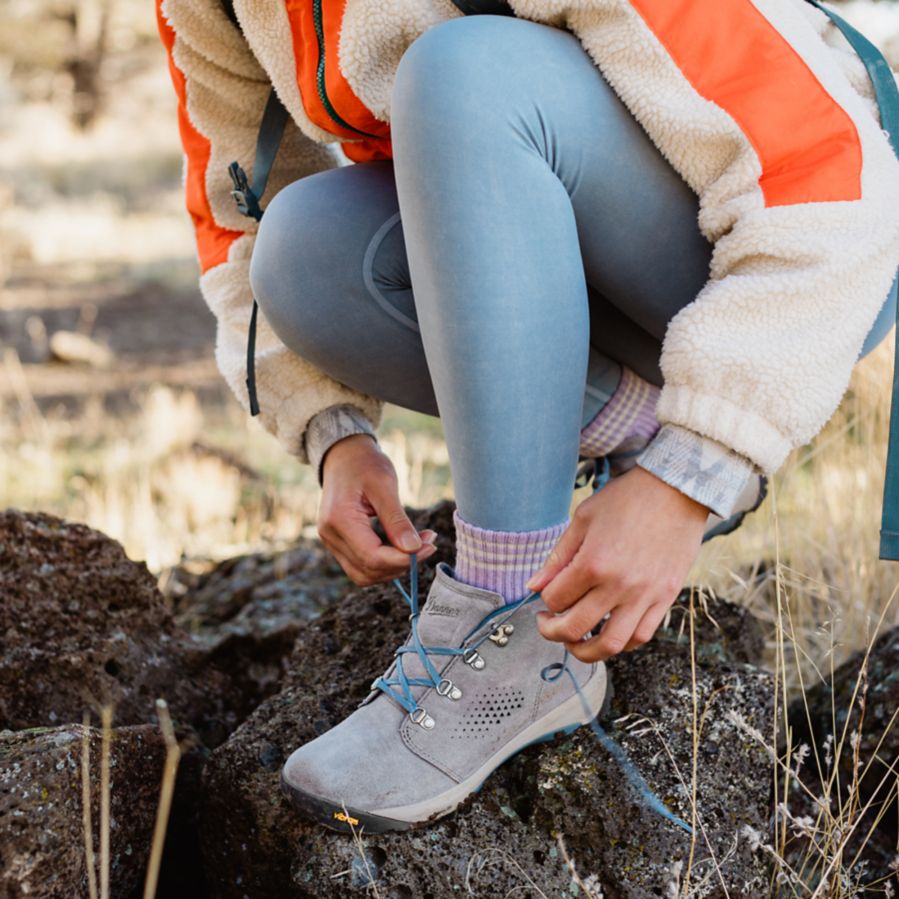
[426,603,460,618]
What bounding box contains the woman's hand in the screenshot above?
[528,466,708,663]
[318,434,437,585]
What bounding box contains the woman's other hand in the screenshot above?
[318,434,437,585]
[528,466,708,662]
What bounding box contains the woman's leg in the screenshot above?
[254,16,725,603]
[387,14,713,598]
[252,160,625,442]
[252,160,439,416]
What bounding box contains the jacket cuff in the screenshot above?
[636,424,758,519]
[304,404,378,486]
[655,386,790,475]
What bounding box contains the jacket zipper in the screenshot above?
[312,0,382,139]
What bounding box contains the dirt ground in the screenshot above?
[1,259,228,414]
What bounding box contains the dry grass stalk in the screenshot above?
[463,847,549,898]
[80,711,99,899]
[142,699,182,899]
[556,833,601,898]
[99,705,112,899]
[682,585,701,898]
[2,348,48,443]
[343,803,383,899]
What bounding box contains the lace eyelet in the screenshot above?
[436,678,462,700]
[410,707,436,729]
[463,648,486,670]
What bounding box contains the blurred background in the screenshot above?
[1,0,899,685]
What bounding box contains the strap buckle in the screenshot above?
[228,162,263,222]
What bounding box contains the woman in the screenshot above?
[158,0,899,832]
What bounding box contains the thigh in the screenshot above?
[542,25,714,338]
[459,16,894,360]
[250,160,439,415]
[410,15,713,341]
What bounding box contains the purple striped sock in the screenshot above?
[452,509,568,605]
[580,366,660,469]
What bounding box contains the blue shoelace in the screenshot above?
[375,552,693,835]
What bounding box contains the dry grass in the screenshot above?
[142,700,182,899]
[79,700,184,899]
[0,378,451,570]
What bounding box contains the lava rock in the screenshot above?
[163,539,350,720]
[0,511,234,745]
[0,724,166,899]
[161,502,456,721]
[200,529,773,898]
[663,584,766,666]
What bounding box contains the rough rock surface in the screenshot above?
[0,511,233,746]
[0,510,242,899]
[200,507,775,899]
[0,724,166,899]
[162,539,351,720]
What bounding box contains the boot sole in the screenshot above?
[280,662,609,833]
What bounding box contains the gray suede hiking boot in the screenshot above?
[280,561,609,833]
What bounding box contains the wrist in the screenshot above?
[304,404,378,486]
[627,465,711,520]
[321,432,379,484]
[616,466,709,524]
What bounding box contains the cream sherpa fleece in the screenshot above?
[159,0,899,478]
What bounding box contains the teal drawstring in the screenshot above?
[383,552,694,835]
[376,554,538,715]
[541,657,693,835]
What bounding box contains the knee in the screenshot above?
[391,17,510,131]
[250,181,301,326]
[249,175,336,347]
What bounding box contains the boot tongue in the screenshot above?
[416,564,504,648]
[397,564,504,690]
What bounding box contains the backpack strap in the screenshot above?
[804,1,899,560]
[226,88,289,416]
[227,89,288,224]
[448,0,514,14]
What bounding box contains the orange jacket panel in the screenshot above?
[156,2,243,273]
[630,0,862,207]
[284,0,393,160]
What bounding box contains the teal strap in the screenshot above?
[226,87,289,417]
[228,88,288,223]
[803,2,899,153]
[245,300,260,416]
[805,1,899,560]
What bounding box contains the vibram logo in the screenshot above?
[333,811,360,826]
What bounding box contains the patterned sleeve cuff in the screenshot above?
[636,424,759,519]
[303,404,378,486]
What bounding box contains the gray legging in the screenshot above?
[250,14,895,531]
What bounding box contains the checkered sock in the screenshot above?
[579,366,660,473]
[452,509,567,605]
